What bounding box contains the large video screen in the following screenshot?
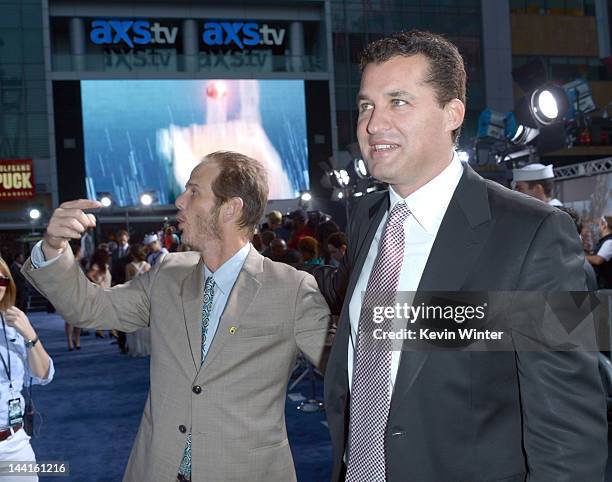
[81,79,309,206]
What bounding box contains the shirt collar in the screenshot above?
[388,151,463,235]
[204,242,251,296]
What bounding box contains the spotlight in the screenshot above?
[353,191,364,198]
[509,124,540,145]
[333,169,350,188]
[300,192,312,202]
[515,84,569,128]
[331,188,345,201]
[353,158,368,179]
[98,193,113,208]
[28,208,41,220]
[477,109,507,140]
[140,192,154,206]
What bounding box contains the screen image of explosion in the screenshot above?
[81,79,309,206]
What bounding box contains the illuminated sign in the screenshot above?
[90,20,178,47]
[202,22,286,48]
[0,159,35,200]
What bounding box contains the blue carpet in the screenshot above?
[26,313,332,482]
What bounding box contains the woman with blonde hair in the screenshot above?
[0,256,54,481]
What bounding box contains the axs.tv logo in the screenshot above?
[202,22,286,48]
[90,20,178,47]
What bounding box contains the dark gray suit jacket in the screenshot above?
[316,164,607,482]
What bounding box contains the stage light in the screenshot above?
[300,192,312,202]
[477,109,507,140]
[98,192,113,208]
[334,169,350,188]
[530,88,565,125]
[515,85,569,128]
[28,208,41,220]
[353,158,368,179]
[140,193,154,206]
[353,191,363,198]
[509,124,540,145]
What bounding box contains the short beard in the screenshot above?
[191,204,222,251]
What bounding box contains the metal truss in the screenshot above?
[553,157,612,180]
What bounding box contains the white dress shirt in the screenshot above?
[347,152,464,394]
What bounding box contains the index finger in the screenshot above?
[59,199,102,210]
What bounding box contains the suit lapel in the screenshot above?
[345,194,389,307]
[389,164,493,420]
[199,247,263,375]
[332,194,389,394]
[181,256,206,372]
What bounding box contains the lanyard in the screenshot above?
[0,314,12,389]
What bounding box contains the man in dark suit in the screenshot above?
[315,30,606,482]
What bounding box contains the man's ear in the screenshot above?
[444,98,465,134]
[223,197,244,222]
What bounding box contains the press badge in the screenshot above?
[8,398,23,426]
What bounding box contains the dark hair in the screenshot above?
[359,30,466,143]
[327,231,348,250]
[90,248,110,274]
[556,207,582,234]
[129,244,148,263]
[261,230,276,246]
[117,229,129,238]
[206,151,269,236]
[526,179,554,198]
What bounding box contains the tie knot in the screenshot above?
[387,202,410,226]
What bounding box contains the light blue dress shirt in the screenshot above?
[201,242,251,360]
[0,314,54,429]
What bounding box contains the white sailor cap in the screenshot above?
[512,163,555,182]
[143,233,158,245]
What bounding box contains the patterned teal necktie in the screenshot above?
[178,275,215,478]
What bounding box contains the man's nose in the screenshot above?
[366,107,391,135]
[175,192,186,210]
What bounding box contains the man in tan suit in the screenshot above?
[22,151,330,482]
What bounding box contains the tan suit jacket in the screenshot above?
[23,246,330,482]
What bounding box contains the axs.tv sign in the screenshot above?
[89,19,286,49]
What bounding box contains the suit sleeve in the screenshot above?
[22,247,154,333]
[293,272,332,370]
[514,210,607,481]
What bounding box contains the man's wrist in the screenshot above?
[42,233,64,260]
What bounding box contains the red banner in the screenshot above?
[0,159,35,200]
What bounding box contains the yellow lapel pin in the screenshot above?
[229,326,237,335]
